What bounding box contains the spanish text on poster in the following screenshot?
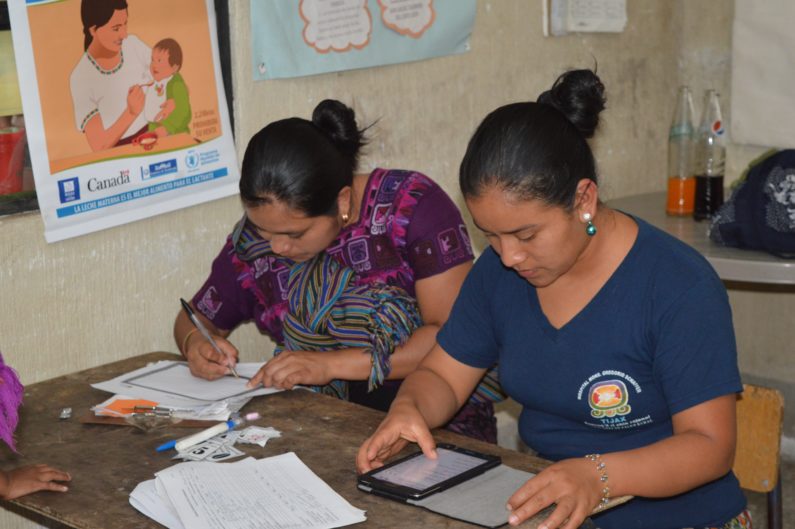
[9,0,238,242]
[250,0,476,80]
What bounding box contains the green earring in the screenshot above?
[584,212,597,236]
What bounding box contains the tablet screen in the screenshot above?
[369,447,491,490]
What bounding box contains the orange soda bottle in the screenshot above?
[666,86,696,216]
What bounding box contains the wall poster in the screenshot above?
[9,0,238,242]
[250,0,477,80]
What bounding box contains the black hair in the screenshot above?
[81,0,128,51]
[459,69,606,209]
[240,100,367,216]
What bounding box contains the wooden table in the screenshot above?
[610,191,795,284]
[1,352,621,528]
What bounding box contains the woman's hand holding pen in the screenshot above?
[184,333,239,380]
[504,458,602,528]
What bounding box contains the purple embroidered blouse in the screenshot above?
[193,168,474,341]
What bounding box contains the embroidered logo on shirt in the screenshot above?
[347,238,371,272]
[371,203,391,235]
[437,228,460,254]
[377,173,403,201]
[577,370,652,430]
[588,380,631,418]
[197,287,223,319]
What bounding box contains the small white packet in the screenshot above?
[237,426,282,447]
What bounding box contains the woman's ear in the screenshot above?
[336,186,352,218]
[574,178,599,214]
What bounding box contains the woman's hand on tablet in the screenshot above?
[356,401,437,473]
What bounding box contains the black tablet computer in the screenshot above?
[357,443,501,502]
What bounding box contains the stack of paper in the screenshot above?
[130,453,366,529]
[91,360,281,421]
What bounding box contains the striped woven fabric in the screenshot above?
[276,252,422,400]
[232,216,505,404]
[471,366,505,405]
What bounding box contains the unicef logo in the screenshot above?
[185,151,200,170]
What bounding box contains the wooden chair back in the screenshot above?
[734,383,784,493]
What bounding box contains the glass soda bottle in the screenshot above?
[693,90,726,221]
[666,86,696,216]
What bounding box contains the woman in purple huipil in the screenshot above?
[174,100,501,442]
[0,353,71,499]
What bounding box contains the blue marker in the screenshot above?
[156,439,177,452]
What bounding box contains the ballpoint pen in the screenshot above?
[180,298,240,378]
[156,412,260,452]
[131,405,172,417]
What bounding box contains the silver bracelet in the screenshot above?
[585,453,610,510]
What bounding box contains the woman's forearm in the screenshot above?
[321,324,439,381]
[600,430,735,499]
[391,367,463,428]
[173,307,228,356]
[598,395,737,499]
[387,324,439,379]
[174,311,197,357]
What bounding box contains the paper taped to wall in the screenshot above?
[545,0,627,37]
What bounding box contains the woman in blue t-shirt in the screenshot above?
[356,69,750,529]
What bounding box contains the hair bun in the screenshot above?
[537,69,606,138]
[311,99,365,162]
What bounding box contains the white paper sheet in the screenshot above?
[130,479,186,529]
[134,454,365,529]
[547,0,627,36]
[91,361,280,407]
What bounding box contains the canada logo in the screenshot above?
[589,380,632,418]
